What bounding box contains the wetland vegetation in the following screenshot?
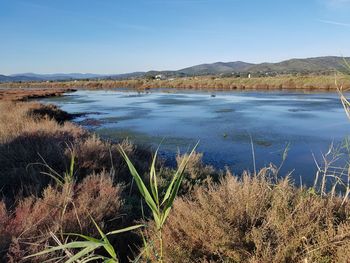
[0,83,350,262]
[2,0,350,260]
[1,74,350,92]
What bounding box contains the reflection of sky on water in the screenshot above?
[40,89,350,185]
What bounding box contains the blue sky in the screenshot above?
[1,0,350,74]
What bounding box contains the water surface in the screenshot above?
[40,89,350,185]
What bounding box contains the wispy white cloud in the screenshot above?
[318,19,350,27]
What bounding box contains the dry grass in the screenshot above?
[143,169,350,263]
[174,152,219,194]
[1,172,123,262]
[0,101,153,262]
[1,74,350,91]
[0,101,151,200]
[0,102,86,198]
[0,101,86,144]
[0,88,76,101]
[1,100,350,262]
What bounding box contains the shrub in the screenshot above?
[28,103,76,123]
[1,172,124,262]
[153,170,350,263]
[175,151,219,194]
[0,102,151,200]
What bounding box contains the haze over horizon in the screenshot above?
[1,0,350,75]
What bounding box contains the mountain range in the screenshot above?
[1,56,349,82]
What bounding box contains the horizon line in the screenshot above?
[2,54,349,76]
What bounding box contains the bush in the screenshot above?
[175,151,219,194]
[152,170,350,262]
[1,172,124,262]
[0,102,151,201]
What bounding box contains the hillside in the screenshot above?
[10,73,105,81]
[1,56,349,82]
[246,56,349,74]
[178,56,349,75]
[177,61,254,75]
[0,74,42,82]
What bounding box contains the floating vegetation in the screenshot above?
[254,139,273,147]
[215,108,235,113]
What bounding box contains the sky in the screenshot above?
[1,0,350,75]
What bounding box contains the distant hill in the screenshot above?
[0,72,145,83]
[246,56,349,74]
[9,73,105,81]
[105,72,146,80]
[0,75,12,82]
[177,56,350,76]
[0,74,41,82]
[177,61,254,75]
[1,56,349,82]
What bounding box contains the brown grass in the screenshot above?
[1,74,350,91]
[174,151,220,194]
[0,102,86,197]
[2,172,123,262]
[143,169,350,263]
[0,88,76,101]
[0,101,151,200]
[1,100,350,262]
[0,101,85,144]
[0,101,153,261]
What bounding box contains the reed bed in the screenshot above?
[1,74,350,91]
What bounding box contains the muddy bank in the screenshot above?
[0,88,76,101]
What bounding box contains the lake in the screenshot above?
[40,89,350,185]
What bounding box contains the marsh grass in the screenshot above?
[0,101,152,261]
[315,60,350,204]
[22,143,198,263]
[312,141,350,202]
[2,74,350,91]
[0,101,152,200]
[1,170,125,262]
[151,169,350,262]
[119,143,198,262]
[24,134,198,263]
[2,79,350,262]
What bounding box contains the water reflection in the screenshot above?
[40,89,350,185]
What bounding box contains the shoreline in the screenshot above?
[0,87,76,101]
[0,74,349,92]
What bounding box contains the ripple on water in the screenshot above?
[38,89,350,184]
